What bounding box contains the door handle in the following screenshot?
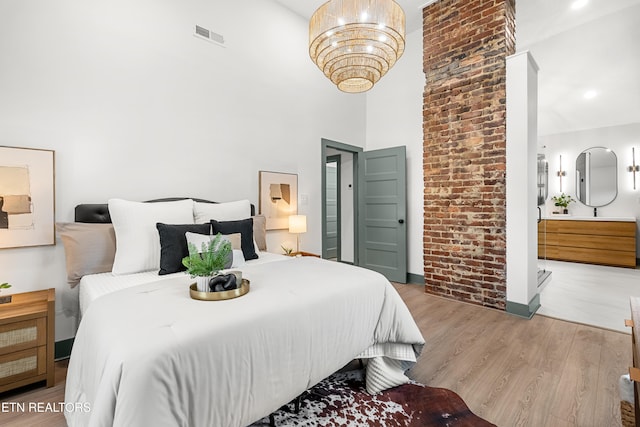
[398,219,404,224]
[537,207,541,224]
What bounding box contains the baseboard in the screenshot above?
[407,273,425,285]
[55,337,74,360]
[506,294,540,319]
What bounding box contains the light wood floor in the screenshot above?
[0,359,68,427]
[397,284,631,427]
[538,260,640,333]
[0,284,632,427]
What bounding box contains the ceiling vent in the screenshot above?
[194,25,225,47]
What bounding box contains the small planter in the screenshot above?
[192,271,244,294]
[194,276,213,292]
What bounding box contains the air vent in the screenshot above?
[194,25,225,47]
[195,25,209,38]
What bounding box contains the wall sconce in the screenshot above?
[629,147,640,190]
[557,154,567,192]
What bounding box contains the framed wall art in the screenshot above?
[258,171,298,230]
[0,146,55,249]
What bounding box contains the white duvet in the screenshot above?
[77,251,290,317]
[65,257,424,427]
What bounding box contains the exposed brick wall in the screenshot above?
[422,0,515,310]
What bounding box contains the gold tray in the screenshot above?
[189,279,250,301]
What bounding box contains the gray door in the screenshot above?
[358,146,407,283]
[325,156,340,260]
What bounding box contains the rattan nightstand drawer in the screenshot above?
[0,318,46,356]
[0,346,46,390]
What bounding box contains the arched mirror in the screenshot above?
[575,147,617,207]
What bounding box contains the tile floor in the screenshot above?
[537,259,640,333]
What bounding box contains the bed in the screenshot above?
[61,198,424,427]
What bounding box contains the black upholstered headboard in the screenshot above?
[74,198,256,223]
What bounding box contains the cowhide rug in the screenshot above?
[250,369,495,426]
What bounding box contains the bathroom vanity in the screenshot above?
[538,217,637,268]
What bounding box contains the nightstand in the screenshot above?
[290,251,320,258]
[0,288,55,393]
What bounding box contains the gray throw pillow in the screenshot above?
[56,222,116,287]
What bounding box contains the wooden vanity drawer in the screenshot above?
[546,233,635,252]
[550,246,636,268]
[545,220,635,237]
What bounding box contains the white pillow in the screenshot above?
[184,232,244,268]
[193,200,252,224]
[184,232,241,251]
[109,198,194,275]
[231,249,246,267]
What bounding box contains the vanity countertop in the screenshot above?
[544,215,637,222]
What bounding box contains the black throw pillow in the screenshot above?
[210,218,259,260]
[156,223,211,275]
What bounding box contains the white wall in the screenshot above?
[365,29,424,278]
[0,0,366,342]
[540,123,640,255]
[506,51,540,311]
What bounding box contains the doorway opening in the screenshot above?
[321,139,361,263]
[325,155,341,261]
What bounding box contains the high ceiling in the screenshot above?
[272,0,640,136]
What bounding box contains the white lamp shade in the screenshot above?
[288,215,307,234]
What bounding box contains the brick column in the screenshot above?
[422,0,515,309]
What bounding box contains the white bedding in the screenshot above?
[65,256,424,427]
[78,251,289,316]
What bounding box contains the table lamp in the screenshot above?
[288,215,307,253]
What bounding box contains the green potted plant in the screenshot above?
[552,193,576,214]
[0,282,12,304]
[182,234,232,292]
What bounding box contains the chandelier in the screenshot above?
[309,0,406,93]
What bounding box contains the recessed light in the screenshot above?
[583,90,597,100]
[571,0,588,10]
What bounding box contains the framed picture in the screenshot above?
[0,146,55,249]
[258,171,298,230]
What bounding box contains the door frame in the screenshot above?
[321,138,362,262]
[325,154,342,260]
